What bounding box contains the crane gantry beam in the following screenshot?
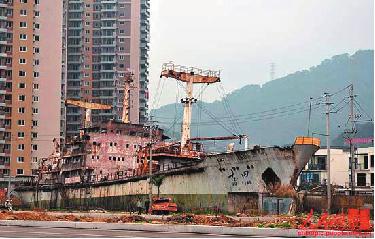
[65,99,112,128]
[160,62,221,84]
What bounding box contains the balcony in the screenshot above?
[307,163,326,171]
[61,162,84,172]
[345,182,374,188]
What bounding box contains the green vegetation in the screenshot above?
[151,175,165,197]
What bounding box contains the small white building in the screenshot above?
[298,147,374,188]
[352,147,374,187]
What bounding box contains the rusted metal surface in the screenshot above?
[160,62,220,84]
[38,121,165,185]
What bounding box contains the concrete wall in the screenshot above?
[302,194,374,214]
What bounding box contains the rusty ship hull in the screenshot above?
[16,136,319,213]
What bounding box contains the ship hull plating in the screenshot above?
[16,143,318,213]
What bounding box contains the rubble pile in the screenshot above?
[166,214,252,226]
[0,211,372,231]
[270,184,297,198]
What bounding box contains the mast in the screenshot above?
[160,63,220,154]
[122,72,134,124]
[181,76,194,149]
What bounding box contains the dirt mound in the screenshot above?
[167,214,240,226]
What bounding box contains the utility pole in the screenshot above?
[349,84,356,195]
[148,116,154,213]
[7,173,11,200]
[324,93,333,213]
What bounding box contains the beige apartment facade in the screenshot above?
[0,0,62,183]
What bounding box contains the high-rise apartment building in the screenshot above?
[0,0,62,183]
[62,0,150,139]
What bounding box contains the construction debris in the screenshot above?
[0,211,372,231]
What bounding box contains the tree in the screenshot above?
[151,175,165,197]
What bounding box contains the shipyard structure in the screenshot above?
[15,63,320,213]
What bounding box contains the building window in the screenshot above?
[357,173,367,187]
[32,132,38,138]
[32,157,38,163]
[34,11,40,17]
[18,107,25,113]
[32,120,38,127]
[18,120,25,126]
[19,59,26,64]
[33,83,39,89]
[109,156,112,160]
[371,155,374,168]
[32,108,38,114]
[34,72,39,77]
[19,71,26,77]
[17,157,25,163]
[20,34,27,40]
[33,96,39,102]
[18,132,25,138]
[20,22,27,28]
[364,155,368,169]
[32,144,37,151]
[371,173,374,186]
[34,47,39,53]
[3,169,9,176]
[34,59,39,65]
[34,23,40,29]
[18,144,25,150]
[34,35,40,41]
[20,0,28,3]
[18,82,26,88]
[16,169,24,175]
[20,46,27,52]
[18,95,25,101]
[20,9,27,16]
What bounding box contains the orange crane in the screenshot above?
[65,99,112,128]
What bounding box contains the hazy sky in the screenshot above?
[148,0,374,108]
